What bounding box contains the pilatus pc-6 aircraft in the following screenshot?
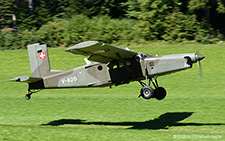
[10,41,205,100]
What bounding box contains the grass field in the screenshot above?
[0,43,225,140]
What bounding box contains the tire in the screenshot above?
[25,94,31,100]
[154,87,166,100]
[140,85,154,99]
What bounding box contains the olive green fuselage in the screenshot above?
[29,53,196,90]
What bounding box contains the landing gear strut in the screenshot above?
[138,77,167,100]
[25,89,42,100]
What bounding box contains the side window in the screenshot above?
[108,60,131,70]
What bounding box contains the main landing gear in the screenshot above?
[25,89,42,100]
[138,77,167,100]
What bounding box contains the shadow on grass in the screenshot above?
[41,112,224,130]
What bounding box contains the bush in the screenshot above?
[17,29,40,49]
[37,15,141,47]
[162,12,199,42]
[38,19,68,47]
[63,15,141,45]
[1,15,141,50]
[0,29,16,50]
[0,29,40,50]
[1,14,224,50]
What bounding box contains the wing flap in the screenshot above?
[65,41,137,63]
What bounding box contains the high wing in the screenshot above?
[65,41,137,63]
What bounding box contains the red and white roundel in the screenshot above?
[39,52,46,60]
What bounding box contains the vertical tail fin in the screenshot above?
[27,43,51,77]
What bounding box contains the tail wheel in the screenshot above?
[140,85,154,99]
[25,94,31,100]
[24,89,42,100]
[154,87,166,100]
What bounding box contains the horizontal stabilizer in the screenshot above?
[10,75,42,83]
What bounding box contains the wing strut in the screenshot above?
[116,53,135,79]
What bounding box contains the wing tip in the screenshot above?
[65,41,100,51]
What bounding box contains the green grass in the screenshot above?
[0,43,225,140]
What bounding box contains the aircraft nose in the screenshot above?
[196,54,205,61]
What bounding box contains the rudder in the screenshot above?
[27,43,51,77]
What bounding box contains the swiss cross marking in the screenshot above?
[39,52,46,60]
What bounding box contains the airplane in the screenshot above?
[10,41,205,100]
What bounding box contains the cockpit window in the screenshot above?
[136,53,150,62]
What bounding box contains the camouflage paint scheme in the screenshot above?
[10,41,204,99]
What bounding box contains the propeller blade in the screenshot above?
[195,53,204,79]
[197,60,203,79]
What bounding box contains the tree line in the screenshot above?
[1,0,225,50]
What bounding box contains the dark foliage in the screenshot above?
[0,0,225,50]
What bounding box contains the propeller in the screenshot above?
[196,54,205,79]
[197,60,202,79]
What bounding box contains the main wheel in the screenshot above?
[154,87,166,100]
[140,85,154,99]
